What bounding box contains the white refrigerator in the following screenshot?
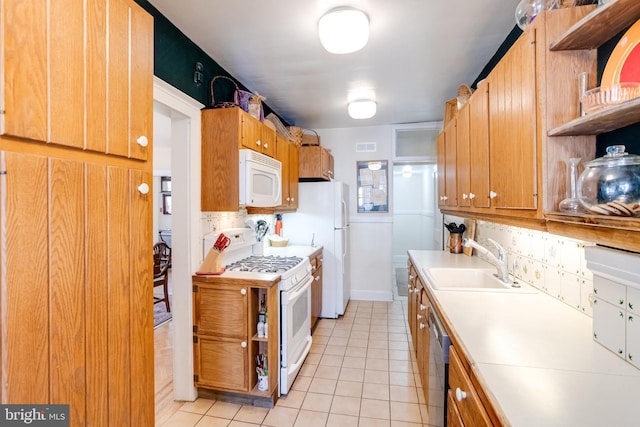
[282,181,350,318]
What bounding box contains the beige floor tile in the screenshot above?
[389,360,412,373]
[194,416,230,427]
[162,410,203,427]
[353,317,370,325]
[276,390,306,409]
[313,334,330,345]
[305,353,322,365]
[340,367,365,382]
[262,406,299,427]
[309,377,338,394]
[388,326,406,334]
[315,365,340,380]
[299,363,318,377]
[360,398,390,419]
[335,380,363,398]
[309,343,326,354]
[330,395,361,416]
[291,375,311,392]
[388,350,411,361]
[362,383,390,401]
[389,372,416,387]
[389,402,422,423]
[369,332,389,341]
[320,354,344,367]
[351,323,370,332]
[294,410,328,427]
[388,333,408,342]
[302,392,334,412]
[367,348,389,360]
[345,347,368,358]
[332,328,352,338]
[364,369,389,385]
[327,413,360,427]
[368,340,389,350]
[388,319,406,327]
[359,417,391,427]
[227,420,259,427]
[233,406,268,424]
[389,341,409,351]
[348,338,369,348]
[205,402,241,419]
[342,356,366,369]
[329,336,350,346]
[313,328,333,337]
[349,330,370,340]
[180,398,216,414]
[324,345,347,356]
[366,357,389,371]
[371,319,387,326]
[389,385,419,403]
[389,421,423,427]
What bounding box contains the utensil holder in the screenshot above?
[449,233,464,254]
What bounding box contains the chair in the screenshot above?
[153,242,172,312]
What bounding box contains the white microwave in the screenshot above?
[239,149,282,207]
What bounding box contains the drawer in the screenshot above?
[593,275,626,308]
[449,346,492,427]
[447,389,465,427]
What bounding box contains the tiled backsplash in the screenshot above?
[473,220,595,317]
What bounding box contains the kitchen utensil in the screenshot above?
[577,145,640,216]
[444,222,466,234]
[214,233,231,251]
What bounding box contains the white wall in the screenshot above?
[316,125,394,301]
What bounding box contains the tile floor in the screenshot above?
[161,300,436,427]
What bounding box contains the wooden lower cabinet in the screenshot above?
[193,276,280,405]
[310,250,323,330]
[416,288,430,403]
[0,150,153,426]
[447,389,465,427]
[448,346,492,426]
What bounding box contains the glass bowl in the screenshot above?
[581,83,640,114]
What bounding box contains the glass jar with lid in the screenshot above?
[577,145,640,216]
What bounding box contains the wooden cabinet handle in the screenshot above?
[240,288,247,295]
[409,275,414,280]
[455,387,468,402]
[137,183,149,195]
[443,196,449,201]
[241,341,247,348]
[136,135,149,147]
[291,197,295,202]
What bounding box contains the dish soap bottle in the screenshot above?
[257,299,266,338]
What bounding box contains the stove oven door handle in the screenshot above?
[281,275,313,305]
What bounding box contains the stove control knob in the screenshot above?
[241,341,247,348]
[240,288,247,295]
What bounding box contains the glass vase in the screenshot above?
[559,157,586,213]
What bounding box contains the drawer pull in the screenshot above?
[256,140,262,146]
[409,274,414,280]
[455,387,467,402]
[240,288,247,295]
[137,183,150,195]
[241,341,247,348]
[420,304,426,311]
[315,276,320,281]
[136,135,149,147]
[419,323,426,329]
[417,314,423,320]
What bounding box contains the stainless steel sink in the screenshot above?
[424,267,532,292]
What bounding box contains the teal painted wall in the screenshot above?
[133,0,290,125]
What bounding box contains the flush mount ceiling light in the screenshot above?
[318,7,369,54]
[348,100,377,119]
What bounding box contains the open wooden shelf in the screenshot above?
[550,0,640,51]
[548,96,640,136]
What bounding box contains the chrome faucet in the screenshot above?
[462,238,510,284]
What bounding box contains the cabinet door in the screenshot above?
[447,390,465,427]
[436,132,446,208]
[241,113,263,151]
[195,336,248,391]
[195,284,248,339]
[2,0,152,160]
[469,83,491,208]
[311,259,323,330]
[417,289,430,404]
[456,104,471,207]
[407,264,417,341]
[276,135,291,207]
[444,119,458,207]
[261,126,276,158]
[1,152,153,425]
[489,29,537,210]
[289,143,299,208]
[449,346,492,426]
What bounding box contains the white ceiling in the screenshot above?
[148,0,522,129]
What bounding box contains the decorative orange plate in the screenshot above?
[602,19,640,88]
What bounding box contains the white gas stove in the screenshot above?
[203,228,313,395]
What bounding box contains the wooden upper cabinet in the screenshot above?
[299,145,334,181]
[289,143,299,209]
[489,28,537,210]
[444,119,458,207]
[436,131,446,208]
[276,135,291,208]
[456,104,471,208]
[1,0,153,160]
[468,82,491,208]
[240,114,276,157]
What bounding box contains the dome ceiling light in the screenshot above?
[348,100,377,119]
[318,7,369,54]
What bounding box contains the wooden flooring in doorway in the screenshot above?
[155,320,181,426]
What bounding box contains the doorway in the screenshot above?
[152,78,203,414]
[391,123,441,298]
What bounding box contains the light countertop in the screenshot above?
[408,250,640,427]
[264,244,322,259]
